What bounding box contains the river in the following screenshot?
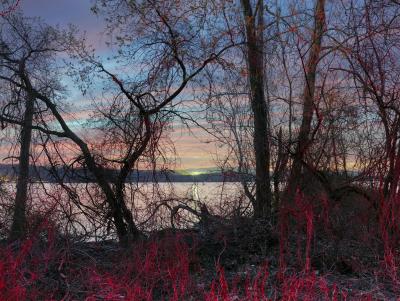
[1,181,246,239]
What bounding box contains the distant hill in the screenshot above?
[0,164,249,183]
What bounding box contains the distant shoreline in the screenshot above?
[0,164,250,183]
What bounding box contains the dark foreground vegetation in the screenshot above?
[1,0,400,299]
[0,185,399,300]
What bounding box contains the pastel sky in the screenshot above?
[16,0,218,170]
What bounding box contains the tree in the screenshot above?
[1,3,238,244]
[8,85,34,241]
[284,0,326,204]
[240,0,272,218]
[339,0,400,200]
[0,14,65,241]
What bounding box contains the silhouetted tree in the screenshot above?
[284,0,326,204]
[240,0,272,218]
[0,14,67,241]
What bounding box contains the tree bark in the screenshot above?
[284,0,326,204]
[241,0,272,218]
[9,91,35,241]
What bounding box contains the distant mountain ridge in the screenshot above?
[0,164,247,183]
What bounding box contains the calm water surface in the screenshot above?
[3,182,246,238]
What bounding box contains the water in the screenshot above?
[1,182,245,239]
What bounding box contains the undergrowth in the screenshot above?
[0,191,399,300]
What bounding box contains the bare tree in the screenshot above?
[0,3,238,244]
[0,14,66,240]
[8,88,34,241]
[240,0,272,218]
[335,0,400,200]
[283,0,326,204]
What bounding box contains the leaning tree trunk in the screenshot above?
[241,0,272,219]
[79,151,142,245]
[284,0,326,204]
[9,92,35,241]
[26,75,145,245]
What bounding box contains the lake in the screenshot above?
[1,182,246,239]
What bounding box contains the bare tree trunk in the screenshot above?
[79,151,142,245]
[31,86,143,245]
[284,0,326,204]
[114,182,143,243]
[9,92,35,241]
[273,127,288,208]
[241,0,272,218]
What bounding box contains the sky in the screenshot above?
[14,0,218,171]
